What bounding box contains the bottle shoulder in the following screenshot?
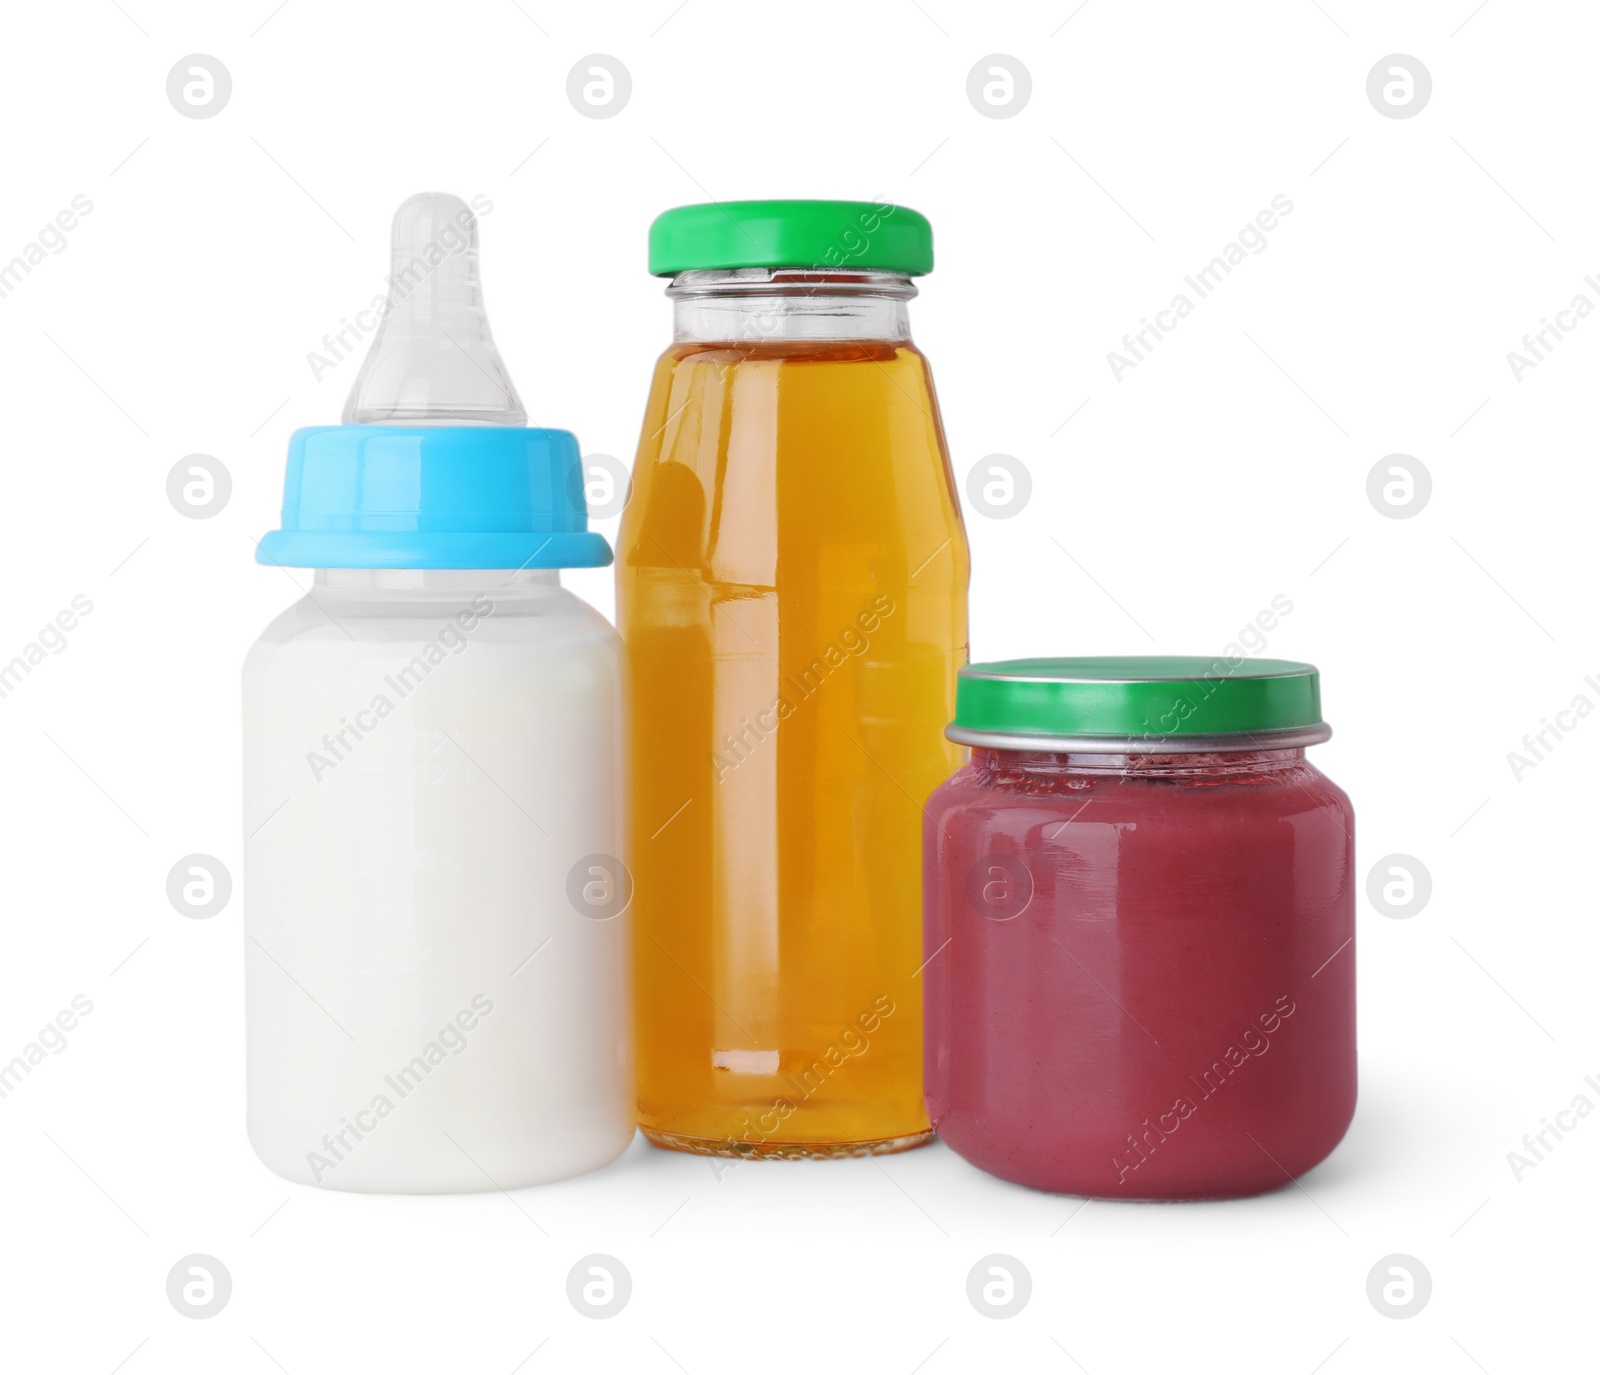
[620,339,964,581]
[246,583,619,659]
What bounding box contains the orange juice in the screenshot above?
[619,259,969,1156]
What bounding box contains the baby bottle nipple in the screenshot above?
[343,192,526,426]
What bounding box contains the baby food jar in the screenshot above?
[242,194,633,1192]
[922,657,1355,1200]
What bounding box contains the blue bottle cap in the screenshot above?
[256,425,613,570]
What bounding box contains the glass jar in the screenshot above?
[922,657,1356,1199]
[618,200,970,1157]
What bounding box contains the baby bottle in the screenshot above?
[243,193,633,1192]
[618,201,970,1157]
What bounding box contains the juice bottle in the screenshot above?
[617,200,969,1157]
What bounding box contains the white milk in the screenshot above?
[242,568,633,1191]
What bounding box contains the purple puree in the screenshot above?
[923,745,1356,1200]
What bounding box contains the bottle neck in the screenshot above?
[315,568,561,596]
[668,268,915,343]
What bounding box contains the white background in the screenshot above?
[0,1,1594,1370]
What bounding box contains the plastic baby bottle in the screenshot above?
[243,193,633,1192]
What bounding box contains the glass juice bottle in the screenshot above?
[618,200,970,1157]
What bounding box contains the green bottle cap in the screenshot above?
[648,199,934,277]
[949,657,1331,753]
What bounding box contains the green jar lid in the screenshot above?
[949,657,1331,753]
[648,199,933,277]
